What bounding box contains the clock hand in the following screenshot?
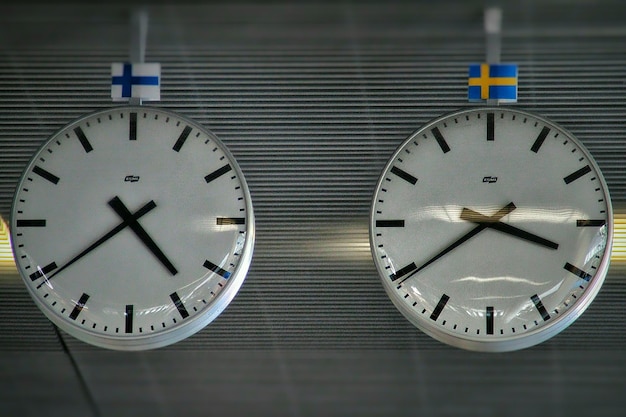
[108,196,178,275]
[397,202,517,284]
[460,207,559,250]
[397,224,485,284]
[47,199,157,280]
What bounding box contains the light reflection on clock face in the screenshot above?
[370,107,612,352]
[11,106,254,350]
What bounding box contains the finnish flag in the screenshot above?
[111,63,161,101]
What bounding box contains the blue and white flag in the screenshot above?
[111,62,161,101]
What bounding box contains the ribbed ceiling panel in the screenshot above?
[2,2,626,417]
[1,1,626,354]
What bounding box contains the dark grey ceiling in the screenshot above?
[1,1,626,416]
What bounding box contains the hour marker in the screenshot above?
[376,220,405,227]
[430,294,450,321]
[74,127,93,153]
[486,112,494,141]
[124,304,134,333]
[33,166,60,184]
[531,294,551,321]
[216,217,245,225]
[29,261,57,281]
[69,293,90,320]
[564,165,591,184]
[170,292,189,319]
[172,125,192,152]
[390,166,417,185]
[531,126,550,153]
[431,127,451,153]
[576,219,606,227]
[205,164,232,183]
[564,262,592,281]
[17,219,46,227]
[203,260,232,279]
[129,112,137,141]
[486,306,494,335]
[390,262,417,282]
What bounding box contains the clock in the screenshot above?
[10,105,255,351]
[370,107,613,352]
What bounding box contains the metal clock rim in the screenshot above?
[369,106,614,352]
[10,105,256,351]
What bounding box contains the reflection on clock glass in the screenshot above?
[11,106,254,350]
[370,108,612,352]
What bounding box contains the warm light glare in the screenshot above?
[0,217,18,274]
[1,213,626,273]
[611,212,626,265]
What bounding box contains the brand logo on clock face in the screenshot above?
[482,176,498,183]
[124,175,141,183]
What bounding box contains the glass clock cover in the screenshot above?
[370,107,612,352]
[11,106,255,350]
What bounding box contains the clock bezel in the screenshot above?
[10,105,255,351]
[369,106,613,352]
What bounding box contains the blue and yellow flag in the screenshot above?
[468,63,518,102]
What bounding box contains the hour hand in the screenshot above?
[396,202,518,284]
[460,207,559,250]
[109,196,179,275]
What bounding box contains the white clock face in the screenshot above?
[370,107,612,352]
[11,106,255,350]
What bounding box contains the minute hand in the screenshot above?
[396,202,517,285]
[460,207,559,250]
[47,199,157,280]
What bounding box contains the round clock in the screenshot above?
[10,106,255,351]
[370,107,612,352]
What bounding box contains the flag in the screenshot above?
[468,63,518,102]
[111,63,161,101]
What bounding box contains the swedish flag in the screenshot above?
[468,63,518,102]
